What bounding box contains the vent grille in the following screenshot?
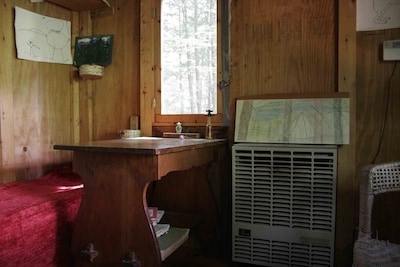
[232,144,336,266]
[233,236,332,267]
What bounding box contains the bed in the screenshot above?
[0,167,83,267]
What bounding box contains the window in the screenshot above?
[154,0,222,125]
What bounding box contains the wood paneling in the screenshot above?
[0,0,76,182]
[0,0,141,181]
[356,30,400,166]
[229,0,337,145]
[336,0,358,265]
[77,11,93,142]
[0,0,16,183]
[1,1,400,266]
[46,0,109,11]
[79,0,141,141]
[230,0,336,98]
[229,1,400,266]
[355,29,400,266]
[140,0,157,136]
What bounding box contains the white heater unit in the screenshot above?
[232,143,337,267]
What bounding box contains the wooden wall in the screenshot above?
[229,1,350,265]
[78,0,140,142]
[356,30,400,166]
[1,0,399,266]
[0,0,77,183]
[230,0,337,97]
[229,0,399,266]
[0,0,140,183]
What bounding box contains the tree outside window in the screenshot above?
[161,0,217,115]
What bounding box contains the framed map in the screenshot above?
[234,96,350,145]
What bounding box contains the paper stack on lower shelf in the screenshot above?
[157,227,190,261]
[154,223,170,238]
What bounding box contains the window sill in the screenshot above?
[152,125,228,139]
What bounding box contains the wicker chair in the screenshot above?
[353,161,400,267]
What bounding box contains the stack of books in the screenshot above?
[150,209,165,226]
[147,207,190,261]
[154,223,170,238]
[157,227,189,261]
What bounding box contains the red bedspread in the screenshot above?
[0,167,83,267]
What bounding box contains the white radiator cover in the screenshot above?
[232,143,337,267]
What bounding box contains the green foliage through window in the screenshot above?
[161,0,217,114]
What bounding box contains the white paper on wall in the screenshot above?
[357,0,400,31]
[14,6,72,64]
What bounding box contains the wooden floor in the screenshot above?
[163,248,255,267]
[162,236,255,267]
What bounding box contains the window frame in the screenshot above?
[153,0,223,126]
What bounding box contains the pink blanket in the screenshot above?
[0,167,83,267]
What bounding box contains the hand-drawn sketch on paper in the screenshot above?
[357,0,400,31]
[14,6,72,64]
[234,98,350,145]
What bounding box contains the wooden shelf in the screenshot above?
[159,211,204,229]
[157,211,205,261]
[158,227,189,261]
[162,132,201,139]
[46,0,109,11]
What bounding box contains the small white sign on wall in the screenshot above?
[383,39,400,60]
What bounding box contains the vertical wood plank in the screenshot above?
[337,0,358,265]
[90,0,140,140]
[229,0,244,144]
[140,0,156,136]
[0,0,16,183]
[78,11,93,142]
[71,11,80,144]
